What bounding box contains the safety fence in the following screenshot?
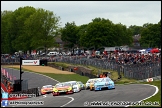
[1,56,161,80]
[121,62,161,80]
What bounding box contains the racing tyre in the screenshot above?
[83,87,85,90]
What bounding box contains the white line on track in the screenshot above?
[59,96,74,107]
[125,84,159,107]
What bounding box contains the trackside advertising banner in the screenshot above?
[22,60,40,65]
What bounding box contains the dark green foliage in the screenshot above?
[1,6,61,54]
[140,21,161,48]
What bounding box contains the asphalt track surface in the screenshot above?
[2,68,158,107]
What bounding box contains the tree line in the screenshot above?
[1,6,161,54]
[61,19,161,50]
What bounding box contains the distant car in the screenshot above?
[90,77,115,91]
[85,78,98,90]
[150,48,160,53]
[66,81,81,92]
[47,52,58,56]
[52,82,73,96]
[41,85,53,95]
[77,81,85,90]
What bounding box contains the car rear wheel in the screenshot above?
[83,87,85,90]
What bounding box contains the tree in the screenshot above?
[128,25,143,35]
[25,8,61,54]
[113,24,133,46]
[79,17,133,49]
[1,10,15,54]
[11,6,37,53]
[80,18,116,49]
[61,21,79,48]
[140,21,161,48]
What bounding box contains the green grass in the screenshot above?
[40,73,89,84]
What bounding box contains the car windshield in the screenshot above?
[55,83,64,87]
[42,85,52,88]
[55,83,71,87]
[78,82,83,84]
[64,83,71,86]
[95,78,104,82]
[70,82,77,85]
[87,79,94,83]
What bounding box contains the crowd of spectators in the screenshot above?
[1,50,161,65]
[100,52,161,64]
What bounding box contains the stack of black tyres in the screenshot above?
[40,59,48,66]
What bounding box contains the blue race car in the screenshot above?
[93,77,115,91]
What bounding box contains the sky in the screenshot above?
[1,1,161,28]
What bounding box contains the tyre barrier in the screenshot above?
[69,68,73,72]
[59,66,64,71]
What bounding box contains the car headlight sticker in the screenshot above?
[53,89,58,92]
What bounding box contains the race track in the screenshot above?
[3,68,158,107]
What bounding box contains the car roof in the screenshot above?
[56,82,70,85]
[97,77,112,81]
[55,82,71,86]
[56,82,65,84]
[88,78,99,81]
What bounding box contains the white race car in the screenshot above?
[66,81,81,93]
